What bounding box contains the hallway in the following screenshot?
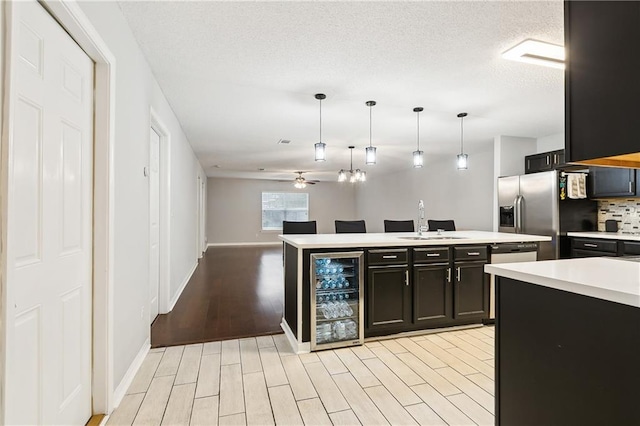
[152,246,284,347]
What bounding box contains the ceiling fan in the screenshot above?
[293,171,318,188]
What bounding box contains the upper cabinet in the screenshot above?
[525,150,565,174]
[565,1,640,167]
[589,167,639,198]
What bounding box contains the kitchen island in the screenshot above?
[486,257,640,425]
[280,230,550,353]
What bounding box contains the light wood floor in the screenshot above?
[107,326,495,426]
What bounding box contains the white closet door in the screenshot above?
[6,1,93,424]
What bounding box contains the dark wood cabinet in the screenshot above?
[570,237,620,258]
[623,241,640,256]
[454,261,489,320]
[589,167,638,198]
[413,263,452,326]
[525,150,565,174]
[565,1,640,163]
[367,259,411,332]
[365,246,489,336]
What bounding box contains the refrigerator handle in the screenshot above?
[513,196,519,233]
[515,195,524,233]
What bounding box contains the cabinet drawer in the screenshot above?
[367,249,408,265]
[572,238,617,253]
[623,241,640,255]
[453,246,488,261]
[413,247,450,264]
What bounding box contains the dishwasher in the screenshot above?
[488,243,539,320]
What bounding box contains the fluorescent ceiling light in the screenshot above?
[502,39,565,69]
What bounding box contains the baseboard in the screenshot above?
[207,242,281,247]
[168,262,197,311]
[112,338,150,409]
[281,319,310,354]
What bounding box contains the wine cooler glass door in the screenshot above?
[311,251,364,351]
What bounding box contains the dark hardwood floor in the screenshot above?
[151,245,284,348]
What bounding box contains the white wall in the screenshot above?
[76,2,204,392]
[207,177,357,243]
[537,132,564,153]
[492,136,537,230]
[355,141,495,233]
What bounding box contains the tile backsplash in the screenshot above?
[598,199,640,233]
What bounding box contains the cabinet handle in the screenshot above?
[382,255,398,259]
[546,155,550,165]
[456,267,461,282]
[584,243,598,248]
[630,181,634,193]
[426,253,440,257]
[447,268,451,283]
[467,252,480,256]
[405,270,409,286]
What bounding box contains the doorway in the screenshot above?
[149,128,161,323]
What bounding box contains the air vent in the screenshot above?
[278,139,291,145]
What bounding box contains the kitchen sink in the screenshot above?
[398,236,467,240]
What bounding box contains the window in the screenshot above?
[262,192,309,230]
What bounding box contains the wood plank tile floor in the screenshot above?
[107,326,495,425]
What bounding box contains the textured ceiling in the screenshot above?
[118,0,564,181]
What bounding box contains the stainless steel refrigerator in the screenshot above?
[498,170,597,260]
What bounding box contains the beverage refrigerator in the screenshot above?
[311,251,364,351]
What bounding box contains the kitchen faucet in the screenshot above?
[417,200,427,235]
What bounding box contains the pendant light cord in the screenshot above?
[369,105,372,148]
[319,98,322,143]
[460,115,464,155]
[416,111,420,151]
[350,147,354,171]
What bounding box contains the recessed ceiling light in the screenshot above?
[213,165,221,168]
[278,139,291,144]
[258,168,265,171]
[502,39,565,70]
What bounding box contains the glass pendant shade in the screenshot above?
[315,141,326,162]
[349,173,357,183]
[360,171,367,182]
[354,169,362,180]
[365,146,376,165]
[338,169,347,182]
[294,181,306,189]
[339,146,366,183]
[413,150,424,168]
[457,153,469,170]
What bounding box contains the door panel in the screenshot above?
[7,2,94,424]
[150,129,160,323]
[414,264,452,325]
[367,267,411,331]
[454,262,489,319]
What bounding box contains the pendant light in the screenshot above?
[338,146,366,183]
[365,100,377,165]
[412,107,424,168]
[314,93,326,162]
[456,112,469,170]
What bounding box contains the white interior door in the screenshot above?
[149,128,160,323]
[5,1,93,424]
[201,179,206,253]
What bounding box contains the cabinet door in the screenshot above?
[571,248,618,259]
[590,167,636,197]
[551,150,565,167]
[525,153,552,174]
[565,1,640,162]
[367,266,411,332]
[454,262,489,320]
[413,264,452,326]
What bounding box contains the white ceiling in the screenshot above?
[118,0,564,182]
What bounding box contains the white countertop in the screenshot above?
[568,231,640,242]
[279,230,551,249]
[485,257,640,308]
